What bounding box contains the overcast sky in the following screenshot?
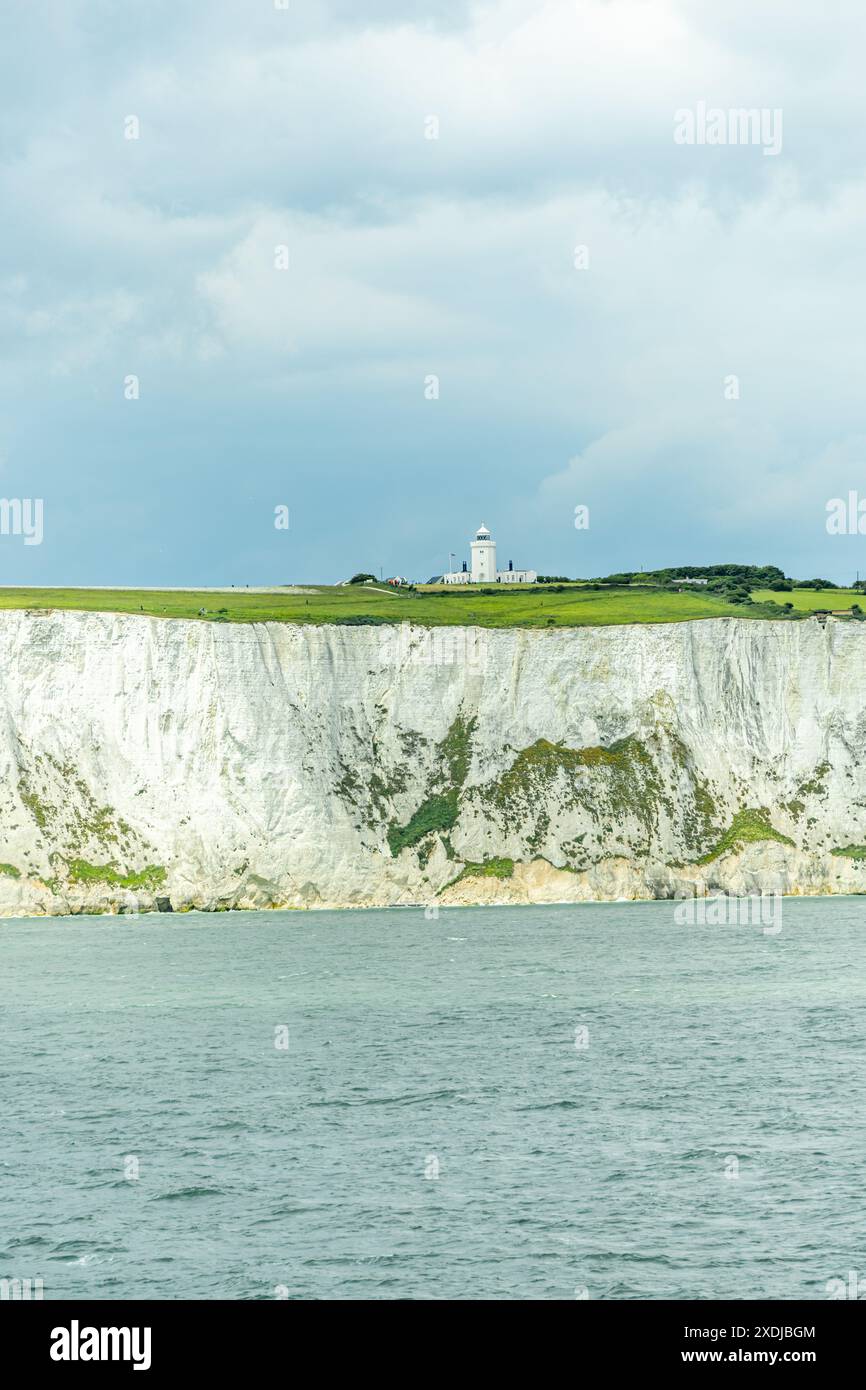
[2,0,866,585]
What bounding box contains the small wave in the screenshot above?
[309,1088,459,1109]
[151,1186,224,1201]
[4,1234,52,1250]
[517,1099,583,1111]
[249,1205,317,1226]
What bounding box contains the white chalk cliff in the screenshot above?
[0,610,864,917]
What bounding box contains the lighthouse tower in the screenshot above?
[470,522,497,582]
[434,519,536,584]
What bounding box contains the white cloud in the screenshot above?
[1,0,865,580]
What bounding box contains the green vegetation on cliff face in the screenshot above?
[830,844,866,861]
[489,736,653,799]
[442,857,515,890]
[65,860,167,890]
[479,735,668,857]
[18,756,135,854]
[785,761,831,817]
[440,716,474,786]
[692,809,793,865]
[387,716,476,857]
[18,780,50,829]
[796,762,831,797]
[666,731,721,854]
[387,724,732,870]
[387,793,459,856]
[340,701,818,880]
[14,753,160,892]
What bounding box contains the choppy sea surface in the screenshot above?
[2,899,865,1300]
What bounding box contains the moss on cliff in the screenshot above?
[387,715,476,857]
[65,859,167,890]
[786,762,831,817]
[17,754,145,866]
[387,792,459,855]
[440,715,476,787]
[18,778,51,830]
[666,730,722,853]
[441,856,515,890]
[797,762,831,798]
[692,809,793,865]
[478,734,665,858]
[487,736,646,798]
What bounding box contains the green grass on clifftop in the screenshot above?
[751,588,862,611]
[0,584,789,629]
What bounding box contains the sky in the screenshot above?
[2,0,866,585]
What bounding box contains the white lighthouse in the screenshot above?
[470,522,496,582]
[437,522,537,585]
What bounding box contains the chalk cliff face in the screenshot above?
[0,610,864,916]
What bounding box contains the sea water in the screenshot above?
[1,898,864,1300]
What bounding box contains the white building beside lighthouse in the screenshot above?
[439,522,537,585]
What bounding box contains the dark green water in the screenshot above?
[2,899,865,1300]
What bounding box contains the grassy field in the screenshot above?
[751,588,862,612]
[0,583,786,628]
